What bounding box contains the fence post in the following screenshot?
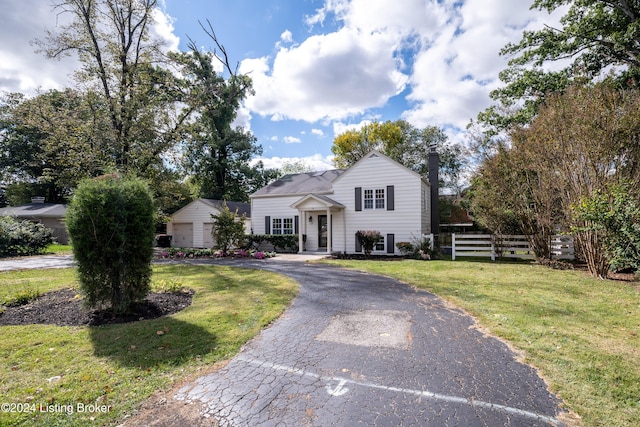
[490,236,496,261]
[429,233,434,251]
[451,233,456,261]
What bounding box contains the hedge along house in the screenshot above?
[166,199,251,248]
[250,150,439,255]
[0,197,69,244]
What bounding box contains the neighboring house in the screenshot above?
[166,199,251,248]
[0,197,68,244]
[250,150,438,255]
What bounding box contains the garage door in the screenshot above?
[203,223,215,248]
[172,223,193,248]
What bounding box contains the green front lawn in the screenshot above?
[323,258,640,427]
[44,244,73,255]
[0,265,298,426]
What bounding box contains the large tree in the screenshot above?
[469,83,640,276]
[173,27,272,202]
[331,120,466,195]
[35,0,187,172]
[0,89,111,203]
[477,0,640,137]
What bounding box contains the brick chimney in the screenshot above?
[428,144,439,245]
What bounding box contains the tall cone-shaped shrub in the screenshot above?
[66,176,155,314]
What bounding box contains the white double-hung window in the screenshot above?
[272,217,294,234]
[364,188,385,210]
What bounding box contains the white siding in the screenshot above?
[421,180,431,235]
[249,152,430,254]
[167,200,220,248]
[203,223,215,248]
[332,154,426,254]
[251,195,301,235]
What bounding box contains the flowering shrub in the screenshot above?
[356,230,382,257]
[157,247,276,260]
[234,249,249,258]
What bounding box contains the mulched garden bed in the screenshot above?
[0,288,194,327]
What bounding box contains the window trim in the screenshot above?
[363,187,385,210]
[272,217,294,235]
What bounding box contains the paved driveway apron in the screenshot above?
[176,260,566,426]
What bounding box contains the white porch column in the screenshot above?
[326,208,332,254]
[298,210,304,253]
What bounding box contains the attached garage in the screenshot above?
[166,199,251,248]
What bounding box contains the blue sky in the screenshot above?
[1,0,565,171]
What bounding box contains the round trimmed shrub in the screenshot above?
[66,176,155,314]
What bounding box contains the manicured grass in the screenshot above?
[0,264,298,426]
[44,244,73,255]
[322,258,640,427]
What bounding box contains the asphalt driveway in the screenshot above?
[1,255,568,425]
[172,259,567,426]
[0,254,75,271]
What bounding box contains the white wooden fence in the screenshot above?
[451,234,574,261]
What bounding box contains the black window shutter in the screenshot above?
[355,187,362,211]
[387,185,395,211]
[387,233,395,254]
[265,216,271,234]
[294,215,299,234]
[355,233,362,252]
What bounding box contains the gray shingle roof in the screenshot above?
[251,169,344,197]
[0,203,67,219]
[201,199,251,217]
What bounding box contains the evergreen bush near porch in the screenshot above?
[66,176,155,314]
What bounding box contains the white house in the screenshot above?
[166,199,251,248]
[250,150,437,255]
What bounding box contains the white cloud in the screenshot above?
[152,6,180,52]
[240,26,408,122]
[402,0,568,130]
[0,0,182,95]
[311,128,324,137]
[332,118,373,136]
[252,154,335,171]
[0,0,78,94]
[280,29,293,43]
[283,136,302,144]
[231,105,252,130]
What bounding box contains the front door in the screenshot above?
[318,215,327,248]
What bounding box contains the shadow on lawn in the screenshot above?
[89,317,217,369]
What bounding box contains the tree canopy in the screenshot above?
[331,120,466,194]
[172,27,275,202]
[35,0,187,171]
[477,0,640,136]
[0,89,111,203]
[468,83,640,275]
[1,3,269,211]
